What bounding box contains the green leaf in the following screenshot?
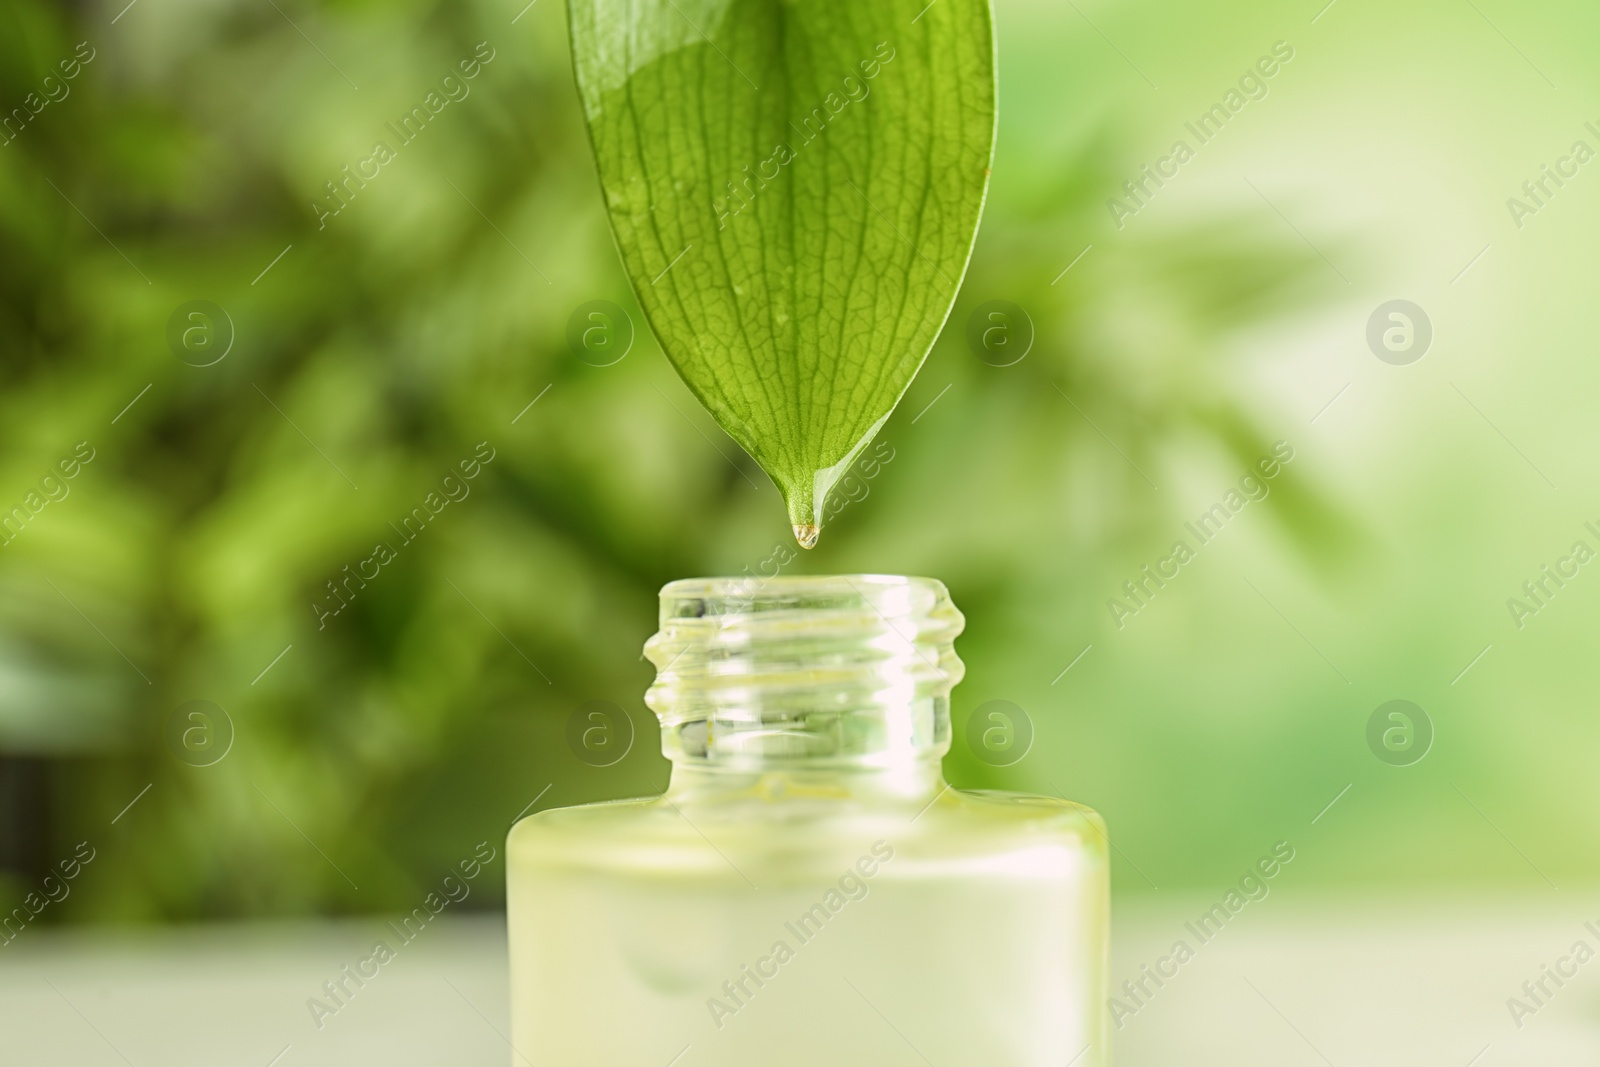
[568,0,996,546]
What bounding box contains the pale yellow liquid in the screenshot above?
[507,781,1109,1066]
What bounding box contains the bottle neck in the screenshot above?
[663,759,948,804]
[644,575,965,795]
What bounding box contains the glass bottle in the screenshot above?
[506,575,1109,1066]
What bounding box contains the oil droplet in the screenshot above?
[792,524,819,550]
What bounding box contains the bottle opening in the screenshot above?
[644,575,965,770]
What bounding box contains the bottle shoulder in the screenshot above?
[511,785,1100,828]
[510,794,660,837]
[942,786,1107,832]
[507,784,1106,876]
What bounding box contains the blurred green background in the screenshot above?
[1,0,1595,926]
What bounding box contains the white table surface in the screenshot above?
[2,893,1595,1066]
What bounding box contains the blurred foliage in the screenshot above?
[0,0,1375,923]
